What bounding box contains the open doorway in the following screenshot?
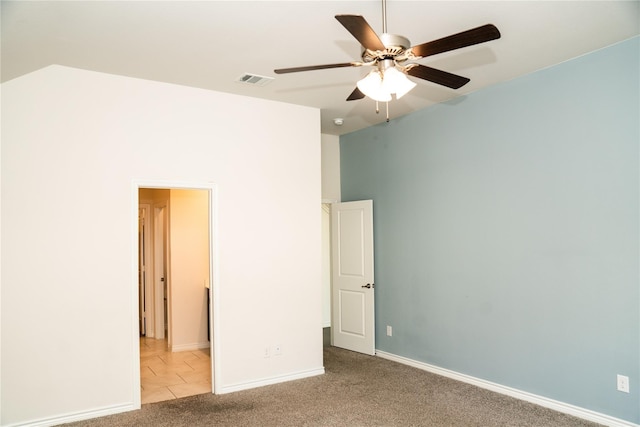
[137,186,215,404]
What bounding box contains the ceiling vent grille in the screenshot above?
[236,73,274,87]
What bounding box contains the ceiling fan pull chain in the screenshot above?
[375,100,380,114]
[386,102,390,122]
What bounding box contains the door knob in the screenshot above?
[361,283,374,289]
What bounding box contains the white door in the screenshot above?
[331,200,375,355]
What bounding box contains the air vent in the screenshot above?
[236,73,274,87]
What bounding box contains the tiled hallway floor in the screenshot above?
[140,337,212,404]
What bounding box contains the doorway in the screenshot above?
[136,185,216,404]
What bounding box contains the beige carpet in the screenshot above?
[66,346,601,426]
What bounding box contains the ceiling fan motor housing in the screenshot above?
[362,33,412,63]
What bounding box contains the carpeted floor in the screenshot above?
[66,346,602,426]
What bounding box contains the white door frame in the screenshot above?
[321,203,332,329]
[131,180,219,408]
[322,199,338,342]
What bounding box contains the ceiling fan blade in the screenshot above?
[274,62,359,74]
[406,64,470,89]
[346,87,365,101]
[335,15,386,51]
[411,24,501,58]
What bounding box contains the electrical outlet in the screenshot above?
[274,344,282,356]
[263,346,270,358]
[617,375,630,393]
[386,325,392,337]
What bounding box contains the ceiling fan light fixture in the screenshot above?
[382,66,416,99]
[357,66,416,102]
[357,70,392,102]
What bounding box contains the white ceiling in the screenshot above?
[2,1,638,135]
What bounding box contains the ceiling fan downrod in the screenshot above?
[381,0,397,123]
[381,0,388,34]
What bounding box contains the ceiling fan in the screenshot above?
[274,0,501,119]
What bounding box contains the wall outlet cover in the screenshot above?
[617,374,630,393]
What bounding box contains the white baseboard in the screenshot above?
[218,367,325,394]
[375,350,638,427]
[171,341,210,352]
[7,402,136,427]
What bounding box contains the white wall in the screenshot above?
[1,65,323,425]
[321,133,340,202]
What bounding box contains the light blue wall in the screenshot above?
[340,37,639,423]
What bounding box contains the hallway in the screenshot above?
[140,337,211,404]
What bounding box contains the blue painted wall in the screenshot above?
[340,37,639,423]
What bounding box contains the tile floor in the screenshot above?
[140,337,212,404]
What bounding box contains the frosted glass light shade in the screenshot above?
[357,67,416,102]
[382,67,417,99]
[356,71,392,102]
